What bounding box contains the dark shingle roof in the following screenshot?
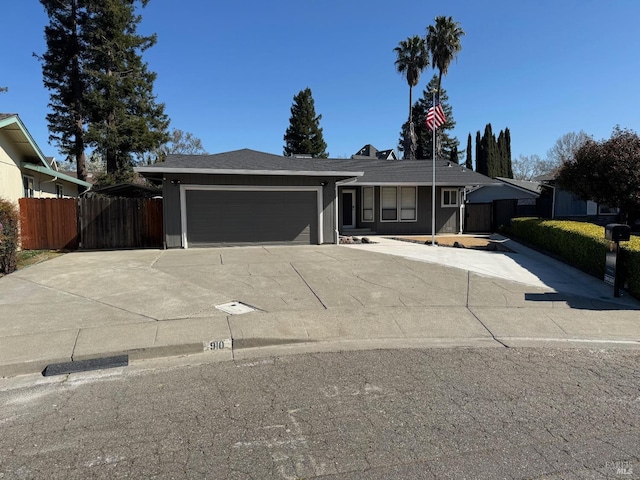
[136,148,495,187]
[496,177,542,194]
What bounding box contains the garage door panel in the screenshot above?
[186,190,317,246]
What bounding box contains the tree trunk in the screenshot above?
[71,0,87,187]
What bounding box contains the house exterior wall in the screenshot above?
[467,184,538,203]
[554,189,587,217]
[0,131,25,203]
[1,132,80,202]
[162,173,341,248]
[341,186,460,235]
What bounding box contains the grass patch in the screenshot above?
[16,250,64,270]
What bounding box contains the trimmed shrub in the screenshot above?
[620,238,640,299]
[0,198,20,274]
[508,218,640,299]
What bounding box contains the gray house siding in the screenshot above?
[340,186,459,235]
[162,173,340,248]
[554,189,588,217]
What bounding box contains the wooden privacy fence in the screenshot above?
[19,198,163,250]
[19,198,79,250]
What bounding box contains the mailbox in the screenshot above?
[605,223,631,242]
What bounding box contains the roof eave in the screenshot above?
[134,167,364,177]
[0,115,52,169]
[21,163,93,188]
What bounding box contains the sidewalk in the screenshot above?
[1,240,639,378]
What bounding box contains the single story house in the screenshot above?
[466,177,542,204]
[0,114,92,202]
[534,172,620,223]
[135,149,496,248]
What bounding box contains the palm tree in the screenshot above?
[394,35,429,160]
[426,16,465,94]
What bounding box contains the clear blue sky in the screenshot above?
[2,0,639,164]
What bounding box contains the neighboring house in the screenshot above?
[534,172,620,222]
[351,144,399,160]
[0,114,92,202]
[466,177,541,204]
[135,149,495,248]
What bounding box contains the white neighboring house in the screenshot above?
[0,114,91,203]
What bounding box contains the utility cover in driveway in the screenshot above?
[185,190,318,246]
[215,301,256,315]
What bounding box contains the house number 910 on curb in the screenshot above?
[207,340,228,351]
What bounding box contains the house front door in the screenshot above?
[342,190,356,229]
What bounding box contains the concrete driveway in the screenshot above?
[1,240,639,377]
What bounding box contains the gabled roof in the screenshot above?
[136,149,364,178]
[136,149,496,187]
[495,177,542,194]
[332,159,496,186]
[351,144,398,160]
[0,113,92,189]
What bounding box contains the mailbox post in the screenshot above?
[604,223,631,297]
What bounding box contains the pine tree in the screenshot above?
[398,75,459,160]
[39,0,168,183]
[84,0,169,180]
[39,0,89,183]
[283,88,328,158]
[465,133,473,170]
[448,145,459,164]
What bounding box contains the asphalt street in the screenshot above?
[0,348,638,479]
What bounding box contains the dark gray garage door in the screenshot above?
[185,190,318,246]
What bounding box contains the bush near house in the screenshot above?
[0,198,20,274]
[508,218,640,299]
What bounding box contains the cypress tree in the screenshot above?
[497,130,506,177]
[505,127,513,178]
[283,88,328,158]
[465,133,472,170]
[475,130,485,175]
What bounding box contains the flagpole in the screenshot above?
[431,89,437,247]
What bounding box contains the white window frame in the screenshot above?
[441,188,459,208]
[23,175,35,198]
[56,183,64,198]
[400,186,417,221]
[380,186,417,223]
[361,186,375,223]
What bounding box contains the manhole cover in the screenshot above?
[215,301,256,315]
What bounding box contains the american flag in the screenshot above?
[426,98,446,131]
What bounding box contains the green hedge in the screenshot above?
[0,198,20,274]
[508,218,640,299]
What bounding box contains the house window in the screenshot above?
[23,176,35,198]
[400,187,417,221]
[362,187,374,222]
[441,188,459,207]
[56,184,64,198]
[598,204,620,215]
[380,186,418,222]
[381,187,398,221]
